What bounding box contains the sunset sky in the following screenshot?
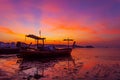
[0,0,120,47]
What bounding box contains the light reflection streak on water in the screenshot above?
[0,55,19,78]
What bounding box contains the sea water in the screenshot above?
[0,48,120,80]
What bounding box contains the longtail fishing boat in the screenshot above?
[18,34,74,59]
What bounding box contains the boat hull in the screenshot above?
[0,48,19,54]
[18,48,72,59]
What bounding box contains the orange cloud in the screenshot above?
[0,26,31,43]
[0,26,16,34]
[0,26,25,37]
[41,16,97,34]
[95,21,120,35]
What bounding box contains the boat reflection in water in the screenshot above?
[17,55,76,80]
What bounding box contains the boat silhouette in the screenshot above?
[18,34,74,59]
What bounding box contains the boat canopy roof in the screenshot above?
[26,34,45,40]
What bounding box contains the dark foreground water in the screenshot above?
[0,48,120,80]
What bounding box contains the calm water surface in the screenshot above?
[0,48,120,80]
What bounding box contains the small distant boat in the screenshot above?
[18,34,74,59]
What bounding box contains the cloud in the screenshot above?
[0,26,16,34]
[0,26,25,37]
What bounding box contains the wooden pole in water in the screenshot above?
[68,39,69,48]
[64,38,73,48]
[42,67,44,76]
[42,39,44,48]
[37,40,39,49]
